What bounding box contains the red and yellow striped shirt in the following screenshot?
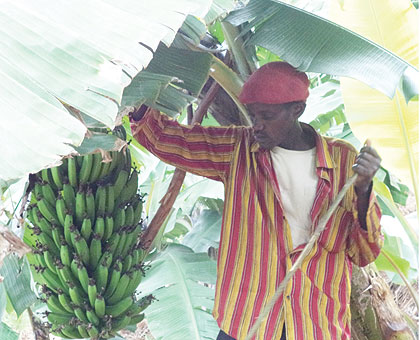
[131,109,383,340]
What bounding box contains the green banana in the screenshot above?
[95,185,106,217]
[67,157,78,188]
[124,205,134,227]
[105,232,120,256]
[115,230,127,258]
[105,295,134,318]
[37,197,58,224]
[113,207,125,232]
[74,306,89,323]
[68,281,85,306]
[57,289,74,313]
[46,311,74,325]
[93,217,105,240]
[128,313,145,325]
[113,170,129,198]
[119,170,138,205]
[86,324,99,337]
[77,262,89,294]
[36,214,53,238]
[122,254,132,274]
[89,233,102,270]
[41,168,55,190]
[104,260,122,299]
[93,261,108,294]
[51,166,64,190]
[62,182,76,214]
[98,160,112,180]
[41,182,56,207]
[122,225,141,258]
[103,216,114,241]
[45,293,68,315]
[89,152,103,183]
[74,233,90,266]
[61,324,82,339]
[33,182,43,200]
[132,196,143,226]
[70,256,80,279]
[75,188,86,225]
[123,268,143,298]
[63,214,73,245]
[81,217,92,241]
[107,151,119,175]
[105,184,115,216]
[111,314,132,331]
[94,294,106,318]
[57,261,77,285]
[34,250,47,269]
[85,188,95,222]
[79,153,93,185]
[86,307,100,326]
[50,224,64,250]
[77,324,90,338]
[59,242,71,267]
[124,148,132,170]
[55,193,66,227]
[38,232,60,258]
[100,251,113,269]
[106,272,130,305]
[88,278,97,308]
[43,249,57,274]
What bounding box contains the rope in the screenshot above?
[245,174,358,340]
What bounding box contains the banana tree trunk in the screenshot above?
[350,265,415,340]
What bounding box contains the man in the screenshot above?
[130,62,383,340]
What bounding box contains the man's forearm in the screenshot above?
[355,182,373,230]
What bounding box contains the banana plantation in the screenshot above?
[0,0,418,340]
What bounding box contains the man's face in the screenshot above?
[247,102,297,150]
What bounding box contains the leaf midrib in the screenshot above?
[168,251,201,339]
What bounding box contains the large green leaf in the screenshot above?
[121,44,212,115]
[0,0,213,182]
[225,0,418,102]
[329,0,418,195]
[140,244,218,340]
[0,323,18,340]
[0,255,37,316]
[183,209,222,253]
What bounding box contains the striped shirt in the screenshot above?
[131,109,383,340]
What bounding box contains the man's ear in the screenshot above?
[290,101,306,119]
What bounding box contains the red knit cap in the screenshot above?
[239,62,310,104]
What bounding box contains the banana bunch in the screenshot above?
[26,148,153,339]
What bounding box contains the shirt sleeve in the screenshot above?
[130,108,243,182]
[345,155,383,267]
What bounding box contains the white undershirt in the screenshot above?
[270,146,318,248]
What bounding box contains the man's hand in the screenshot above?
[130,104,149,122]
[352,139,381,195]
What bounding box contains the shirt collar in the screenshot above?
[250,124,335,169]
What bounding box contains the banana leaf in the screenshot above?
[140,243,218,340]
[0,0,213,182]
[0,255,37,317]
[225,0,418,102]
[329,0,419,195]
